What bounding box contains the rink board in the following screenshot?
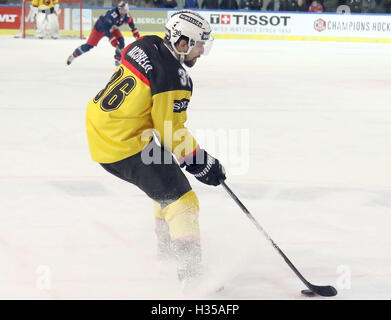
[1,6,391,44]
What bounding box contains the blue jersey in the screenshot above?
[94,7,136,36]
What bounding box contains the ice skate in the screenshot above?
[171,239,204,295]
[155,218,175,261]
[66,54,75,66]
[114,54,121,67]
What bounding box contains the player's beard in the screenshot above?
[184,56,198,68]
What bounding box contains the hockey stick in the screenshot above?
[220,180,337,297]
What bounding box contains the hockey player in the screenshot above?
[66,1,140,67]
[30,0,61,39]
[85,10,226,288]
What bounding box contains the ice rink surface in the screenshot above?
[1,35,391,299]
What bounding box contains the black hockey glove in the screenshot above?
[181,149,226,186]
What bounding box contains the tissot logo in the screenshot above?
[210,14,221,24]
[210,14,291,26]
[210,14,232,25]
[221,14,231,24]
[314,18,326,32]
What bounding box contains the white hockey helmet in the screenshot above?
[165,10,213,57]
[117,1,128,14]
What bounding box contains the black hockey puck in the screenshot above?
[301,289,316,297]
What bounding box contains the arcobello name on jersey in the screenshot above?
[127,46,153,74]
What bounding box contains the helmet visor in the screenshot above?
[195,36,214,56]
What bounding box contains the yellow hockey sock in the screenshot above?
[163,190,200,241]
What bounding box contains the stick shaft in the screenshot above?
[220,181,311,288]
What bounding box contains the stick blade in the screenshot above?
[301,289,316,297]
[308,284,338,297]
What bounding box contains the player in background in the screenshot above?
[30,0,61,39]
[66,1,140,67]
[85,10,226,289]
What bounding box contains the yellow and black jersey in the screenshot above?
[86,35,199,164]
[32,0,59,10]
